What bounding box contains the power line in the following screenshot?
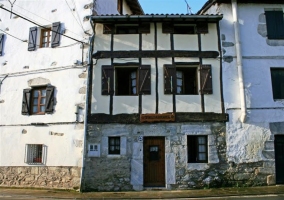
[71,0,86,32]
[64,0,85,32]
[0,28,26,42]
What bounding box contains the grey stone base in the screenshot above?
[0,166,81,190]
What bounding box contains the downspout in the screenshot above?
[232,0,247,122]
[80,18,95,192]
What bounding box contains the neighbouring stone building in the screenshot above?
[198,0,284,186]
[0,0,141,190]
[81,13,230,191]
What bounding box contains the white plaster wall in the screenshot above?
[113,35,139,51]
[113,96,139,114]
[94,24,111,51]
[176,95,201,112]
[142,24,155,51]
[201,23,218,51]
[204,59,222,113]
[174,35,198,51]
[157,23,171,50]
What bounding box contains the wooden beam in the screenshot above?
[93,50,219,59]
[88,112,228,124]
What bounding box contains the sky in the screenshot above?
[139,0,208,14]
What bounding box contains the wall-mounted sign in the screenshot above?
[140,113,175,122]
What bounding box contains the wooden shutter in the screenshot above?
[51,22,61,48]
[28,27,38,51]
[196,23,208,34]
[265,11,284,39]
[162,23,174,33]
[138,23,150,34]
[164,65,176,94]
[139,65,151,94]
[45,85,55,114]
[200,65,213,94]
[0,34,4,56]
[22,89,31,115]
[102,65,114,95]
[103,24,114,34]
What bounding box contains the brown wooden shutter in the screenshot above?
[138,23,150,34]
[22,89,31,115]
[0,34,4,56]
[138,65,151,94]
[200,65,213,94]
[196,23,208,34]
[28,27,38,51]
[51,22,61,48]
[162,23,174,33]
[45,85,55,114]
[103,24,114,34]
[102,65,114,95]
[164,65,176,94]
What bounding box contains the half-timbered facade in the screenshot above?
[82,14,228,191]
[199,0,284,186]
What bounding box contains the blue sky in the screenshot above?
[139,0,208,14]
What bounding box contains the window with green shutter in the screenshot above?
[271,68,284,99]
[265,11,284,39]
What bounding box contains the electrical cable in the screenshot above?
[0,28,26,42]
[71,0,86,32]
[64,0,85,32]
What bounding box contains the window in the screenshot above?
[187,136,208,163]
[0,34,4,56]
[88,144,100,157]
[102,65,151,96]
[22,85,55,115]
[162,23,208,34]
[25,144,45,164]
[109,137,120,155]
[28,22,61,51]
[103,24,150,34]
[271,68,284,99]
[164,64,212,95]
[265,10,284,39]
[40,28,51,48]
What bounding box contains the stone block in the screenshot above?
[121,137,127,155]
[132,142,143,159]
[181,125,211,135]
[208,145,219,164]
[264,141,274,150]
[267,39,284,46]
[262,150,275,159]
[257,24,267,37]
[31,167,39,175]
[263,161,275,168]
[223,56,233,63]
[187,163,209,171]
[166,153,176,184]
[130,159,143,185]
[221,34,226,41]
[234,173,251,181]
[222,42,234,47]
[259,13,266,23]
[133,185,143,191]
[267,175,275,185]
[79,87,86,94]
[258,167,275,175]
[270,122,284,135]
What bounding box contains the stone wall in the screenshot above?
[0,166,81,190]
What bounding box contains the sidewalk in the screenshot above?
[1,185,284,199]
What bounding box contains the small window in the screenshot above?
[265,10,284,39]
[116,26,139,34]
[40,28,51,48]
[173,25,195,34]
[187,136,208,163]
[116,67,138,95]
[25,144,45,164]
[22,85,55,115]
[103,24,150,34]
[109,137,120,155]
[271,68,284,99]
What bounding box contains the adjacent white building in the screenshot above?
[199,0,284,185]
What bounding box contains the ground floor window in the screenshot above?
[187,135,208,163]
[25,144,44,164]
[108,137,120,155]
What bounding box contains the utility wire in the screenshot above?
[71,0,86,32]
[12,3,85,39]
[64,0,85,32]
[0,28,26,42]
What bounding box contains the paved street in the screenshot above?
[1,186,284,199]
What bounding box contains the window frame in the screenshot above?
[187,135,208,163]
[271,68,284,99]
[39,28,51,48]
[115,66,138,96]
[176,66,198,95]
[31,87,47,115]
[25,144,44,164]
[265,10,284,40]
[108,137,120,155]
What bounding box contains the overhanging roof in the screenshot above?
[126,0,144,15]
[90,14,223,23]
[197,0,284,14]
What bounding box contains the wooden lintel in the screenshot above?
[93,50,219,59]
[87,113,228,124]
[140,113,175,122]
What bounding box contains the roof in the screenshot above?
[90,14,223,23]
[197,0,284,14]
[126,0,144,15]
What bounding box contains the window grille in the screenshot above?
[25,144,46,164]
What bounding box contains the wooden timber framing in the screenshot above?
[87,113,228,124]
[93,50,219,59]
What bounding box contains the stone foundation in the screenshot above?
[0,166,81,190]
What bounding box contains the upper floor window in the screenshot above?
[101,65,151,96]
[0,34,5,56]
[164,64,212,95]
[28,22,61,51]
[162,23,208,34]
[22,85,55,115]
[265,10,284,39]
[188,135,208,163]
[271,68,284,99]
[103,24,150,34]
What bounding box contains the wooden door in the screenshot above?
[143,137,165,187]
[275,135,284,184]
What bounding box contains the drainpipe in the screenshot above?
[232,0,247,122]
[79,19,95,192]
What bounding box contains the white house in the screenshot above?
[82,13,227,191]
[199,0,284,186]
[0,0,142,190]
